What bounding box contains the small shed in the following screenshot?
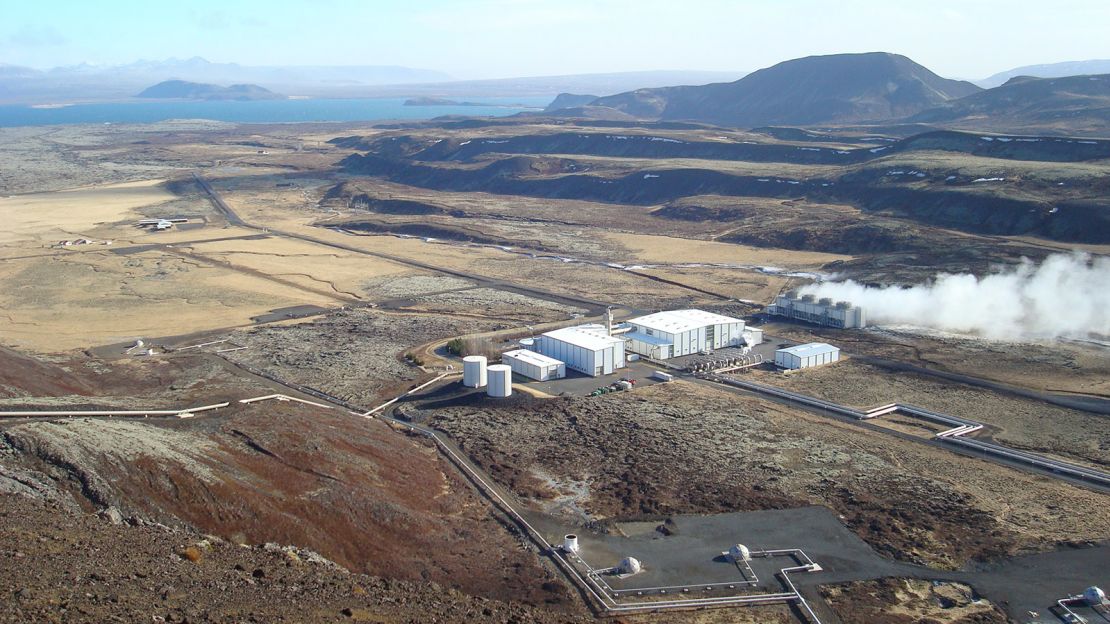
[502,349,566,381]
[774,342,840,370]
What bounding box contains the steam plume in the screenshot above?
[798,252,1110,341]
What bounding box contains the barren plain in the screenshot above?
[1,117,1106,623]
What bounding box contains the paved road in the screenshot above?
[192,171,617,316]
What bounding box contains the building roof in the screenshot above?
[502,349,564,367]
[628,309,744,334]
[776,342,839,357]
[541,324,625,351]
[623,331,673,346]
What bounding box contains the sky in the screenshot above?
[2,0,1109,80]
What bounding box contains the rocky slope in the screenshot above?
[0,494,585,623]
[0,348,575,608]
[911,73,1110,135]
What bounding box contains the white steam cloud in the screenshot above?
[799,252,1110,341]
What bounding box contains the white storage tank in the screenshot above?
[563,534,579,553]
[486,364,513,398]
[462,355,488,388]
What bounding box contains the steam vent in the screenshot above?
[767,292,866,328]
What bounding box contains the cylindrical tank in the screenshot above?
[462,356,487,388]
[1085,586,1106,606]
[519,337,536,350]
[486,364,512,398]
[563,534,579,553]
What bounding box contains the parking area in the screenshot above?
[665,338,792,372]
[514,360,667,397]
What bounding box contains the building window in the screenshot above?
[645,328,653,336]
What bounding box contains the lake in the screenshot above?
[0,96,552,127]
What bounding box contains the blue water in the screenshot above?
[0,96,552,127]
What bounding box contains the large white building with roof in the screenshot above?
[535,324,626,377]
[624,309,746,360]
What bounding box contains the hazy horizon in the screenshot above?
[3,0,1109,81]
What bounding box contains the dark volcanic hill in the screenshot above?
[585,52,981,127]
[136,79,283,100]
[910,74,1110,134]
[544,93,598,111]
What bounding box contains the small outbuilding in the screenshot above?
[774,342,840,370]
[501,349,566,381]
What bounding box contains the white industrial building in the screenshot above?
[775,343,840,369]
[768,293,866,329]
[536,324,626,377]
[624,309,746,360]
[501,349,566,381]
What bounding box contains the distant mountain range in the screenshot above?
[977,59,1110,88]
[4,53,1110,136]
[583,53,981,127]
[0,58,744,104]
[136,80,284,101]
[0,57,451,103]
[540,53,1110,135]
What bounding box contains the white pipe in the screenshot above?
[175,339,229,351]
[0,402,229,418]
[238,394,332,409]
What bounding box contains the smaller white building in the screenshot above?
[502,349,566,381]
[775,343,840,370]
